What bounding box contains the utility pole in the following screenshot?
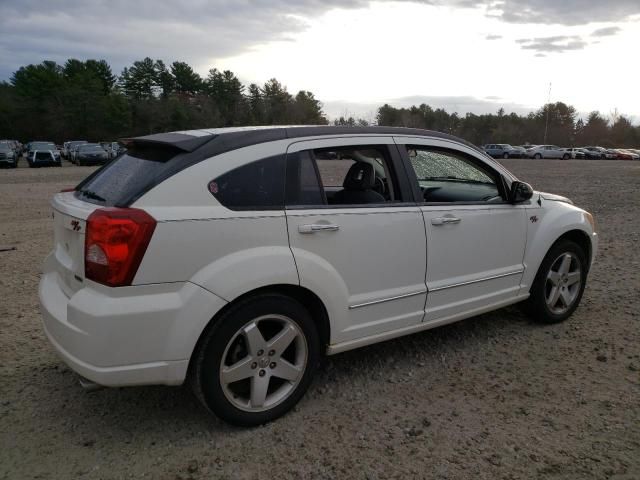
[543,82,552,144]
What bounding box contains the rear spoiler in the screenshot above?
[120,132,215,152]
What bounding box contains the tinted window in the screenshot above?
[286,145,400,207]
[406,146,501,203]
[209,155,285,211]
[35,151,52,160]
[75,146,183,206]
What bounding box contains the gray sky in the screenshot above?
[1,0,639,120]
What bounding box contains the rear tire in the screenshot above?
[562,153,570,160]
[534,153,542,159]
[503,152,509,159]
[524,239,587,323]
[191,293,320,426]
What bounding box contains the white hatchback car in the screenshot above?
[40,126,597,425]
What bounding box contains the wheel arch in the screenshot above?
[186,284,331,377]
[553,229,592,271]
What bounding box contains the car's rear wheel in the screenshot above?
[525,239,587,323]
[534,153,542,159]
[191,294,319,426]
[562,153,570,159]
[503,152,509,159]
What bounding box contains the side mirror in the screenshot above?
[509,181,534,203]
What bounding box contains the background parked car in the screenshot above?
[573,148,597,160]
[614,149,639,160]
[66,140,88,163]
[0,143,17,168]
[25,142,60,161]
[75,143,109,166]
[483,144,523,158]
[27,150,61,167]
[582,146,607,159]
[527,145,566,159]
[561,148,585,159]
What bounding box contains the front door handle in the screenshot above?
[298,224,340,234]
[431,216,461,226]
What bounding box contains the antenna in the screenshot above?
[543,82,552,144]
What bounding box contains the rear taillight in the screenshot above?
[84,208,156,287]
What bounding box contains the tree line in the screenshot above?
[0,58,327,143]
[1,57,638,148]
[348,102,638,147]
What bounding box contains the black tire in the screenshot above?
[191,293,320,426]
[503,152,509,159]
[524,239,587,323]
[534,153,542,159]
[562,153,570,160]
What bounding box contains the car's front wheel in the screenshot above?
[191,293,319,426]
[525,239,587,323]
[503,152,509,159]
[562,153,570,159]
[534,153,542,159]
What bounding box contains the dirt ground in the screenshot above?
[1,158,639,480]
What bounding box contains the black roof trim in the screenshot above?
[121,132,215,152]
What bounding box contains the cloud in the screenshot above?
[0,0,371,79]
[516,35,588,53]
[485,34,502,40]
[591,26,622,37]
[478,0,640,25]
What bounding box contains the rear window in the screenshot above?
[35,151,52,160]
[75,146,184,206]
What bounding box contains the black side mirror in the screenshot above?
[509,181,534,203]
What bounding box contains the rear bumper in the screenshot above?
[39,255,227,387]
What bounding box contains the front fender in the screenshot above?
[521,201,596,293]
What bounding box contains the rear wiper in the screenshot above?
[78,189,106,202]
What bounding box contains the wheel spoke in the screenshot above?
[267,324,297,356]
[220,357,254,385]
[547,285,561,308]
[566,271,581,286]
[560,288,573,308]
[250,375,270,408]
[547,271,561,285]
[243,322,265,357]
[558,254,572,275]
[271,359,302,382]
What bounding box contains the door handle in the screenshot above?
[431,216,461,226]
[298,224,340,234]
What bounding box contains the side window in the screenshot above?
[209,155,285,210]
[286,145,402,207]
[405,146,502,203]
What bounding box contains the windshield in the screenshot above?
[31,142,55,150]
[79,145,105,152]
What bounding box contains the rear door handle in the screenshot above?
[298,224,340,234]
[431,216,461,226]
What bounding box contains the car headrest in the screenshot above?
[343,161,375,191]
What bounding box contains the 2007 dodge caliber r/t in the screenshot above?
[39,126,597,425]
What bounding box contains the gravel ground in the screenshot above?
[1,159,639,480]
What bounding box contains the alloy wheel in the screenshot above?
[219,314,308,412]
[544,252,581,315]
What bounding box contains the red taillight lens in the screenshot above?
[84,208,156,287]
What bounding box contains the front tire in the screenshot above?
[503,152,509,159]
[191,294,320,426]
[534,153,542,159]
[525,239,587,323]
[562,153,570,160]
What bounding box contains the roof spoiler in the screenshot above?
[120,132,215,152]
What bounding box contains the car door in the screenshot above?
[284,137,427,346]
[394,136,528,322]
